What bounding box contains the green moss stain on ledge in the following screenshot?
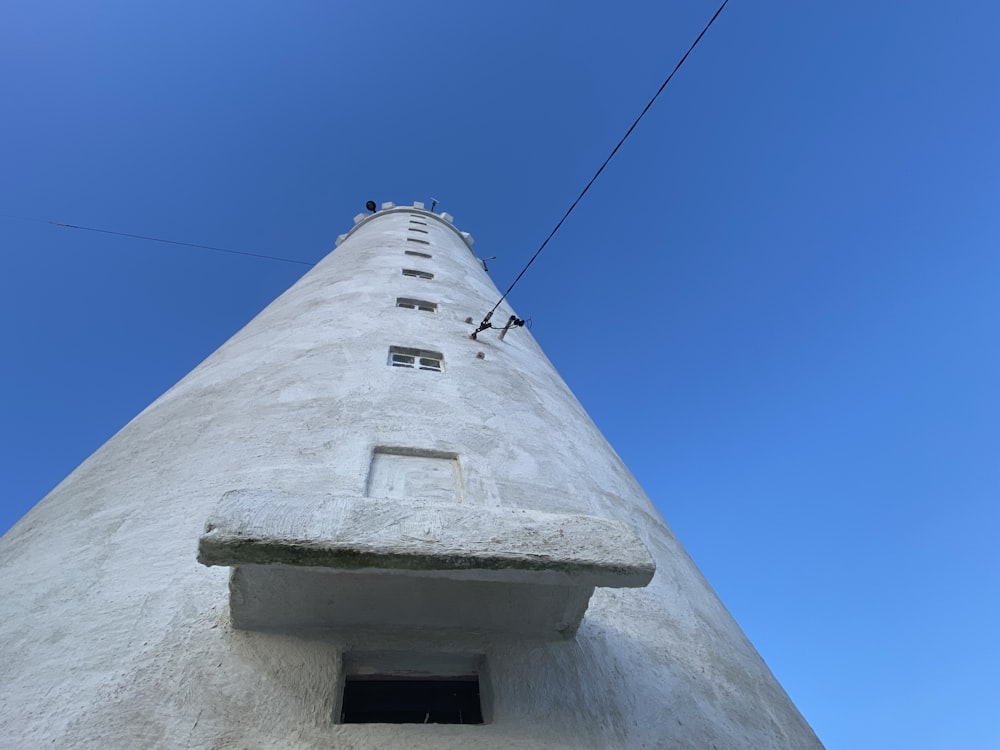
[197,534,652,581]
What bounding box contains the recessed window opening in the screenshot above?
[405,249,432,259]
[340,676,483,724]
[408,227,429,234]
[389,346,443,372]
[366,447,461,501]
[402,269,433,279]
[337,652,488,726]
[396,297,437,313]
[407,237,430,245]
[409,219,427,226]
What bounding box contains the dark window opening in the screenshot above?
[402,269,433,279]
[341,677,483,724]
[407,237,430,245]
[397,297,437,312]
[405,249,432,259]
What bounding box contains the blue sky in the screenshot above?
[2,2,998,747]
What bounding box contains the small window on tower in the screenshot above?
[402,269,433,279]
[389,346,443,372]
[341,677,483,724]
[405,250,432,259]
[409,219,428,226]
[396,298,437,313]
[407,237,430,245]
[336,652,488,725]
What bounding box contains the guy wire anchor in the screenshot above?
[499,315,525,341]
[470,311,493,340]
[471,313,524,341]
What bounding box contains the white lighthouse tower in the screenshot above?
[0,203,823,748]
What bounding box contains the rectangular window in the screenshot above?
[406,237,430,245]
[389,346,443,372]
[409,219,427,226]
[402,269,433,279]
[337,651,488,725]
[341,678,482,724]
[396,297,437,313]
[405,249,432,259]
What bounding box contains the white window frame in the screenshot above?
[389,346,444,372]
[402,269,433,279]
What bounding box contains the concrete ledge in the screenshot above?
[199,491,655,589]
[229,566,595,638]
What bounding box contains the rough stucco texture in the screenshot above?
[0,205,824,748]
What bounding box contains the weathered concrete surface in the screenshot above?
[199,488,654,638]
[199,491,655,584]
[0,204,824,748]
[228,566,597,638]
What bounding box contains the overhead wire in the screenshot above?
[4,0,730,283]
[473,0,731,336]
[0,214,316,267]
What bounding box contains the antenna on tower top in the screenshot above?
[365,200,377,213]
[430,198,439,211]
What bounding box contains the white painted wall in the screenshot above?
[0,204,823,748]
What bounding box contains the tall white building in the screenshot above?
[0,203,823,748]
